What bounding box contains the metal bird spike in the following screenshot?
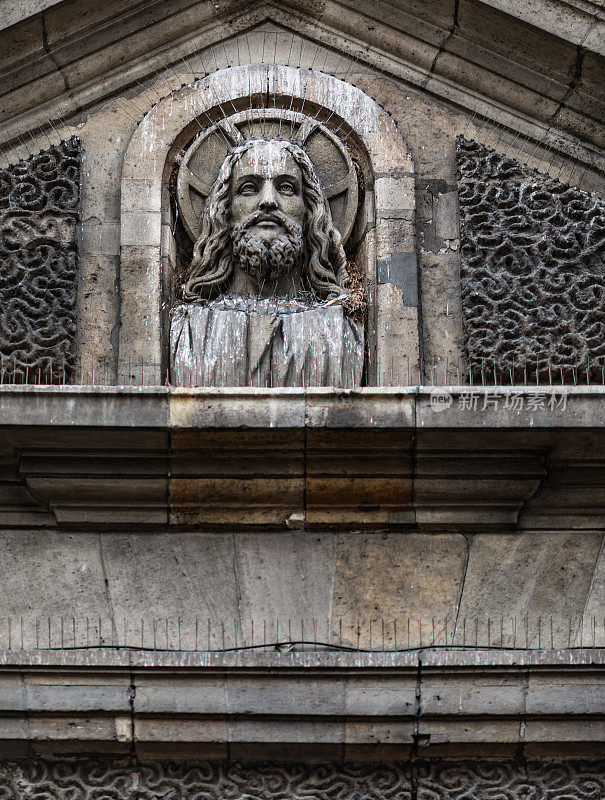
[245,32,253,64]
[5,614,605,650]
[221,40,231,69]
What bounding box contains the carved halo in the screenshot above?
[176,108,359,245]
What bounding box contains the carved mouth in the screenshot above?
[248,212,284,230]
[237,211,300,238]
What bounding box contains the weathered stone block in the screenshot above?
[377,252,418,304]
[169,388,306,428]
[305,388,415,428]
[375,284,420,385]
[375,175,415,212]
[434,189,459,239]
[331,533,468,648]
[121,178,162,214]
[233,531,336,628]
[121,211,162,247]
[170,476,304,527]
[375,215,416,260]
[454,532,603,640]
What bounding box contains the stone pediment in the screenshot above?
[0,1,601,385]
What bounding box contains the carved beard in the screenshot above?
[231,211,303,286]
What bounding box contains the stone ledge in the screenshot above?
[0,385,601,429]
[0,648,602,759]
[0,387,602,530]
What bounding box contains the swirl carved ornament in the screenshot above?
[0,760,602,800]
[457,137,605,381]
[0,138,80,377]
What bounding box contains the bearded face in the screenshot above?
[231,209,303,284]
[226,140,306,293]
[183,138,349,302]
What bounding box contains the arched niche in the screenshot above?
[119,65,418,385]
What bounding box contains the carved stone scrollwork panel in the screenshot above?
[0,760,603,799]
[0,760,413,800]
[417,762,605,799]
[0,138,80,378]
[457,136,605,381]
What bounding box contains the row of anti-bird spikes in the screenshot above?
[0,356,604,387]
[0,29,602,193]
[0,615,603,652]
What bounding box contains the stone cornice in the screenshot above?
[0,386,602,531]
[0,384,602,428]
[473,0,604,51]
[1,0,602,53]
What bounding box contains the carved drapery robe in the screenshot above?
[170,298,364,388]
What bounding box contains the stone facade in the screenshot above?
[0,0,603,796]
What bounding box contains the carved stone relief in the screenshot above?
[177,111,359,248]
[170,110,364,387]
[0,759,602,800]
[120,66,418,384]
[416,762,605,799]
[457,137,605,381]
[0,138,80,378]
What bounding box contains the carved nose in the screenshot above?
[258,183,278,210]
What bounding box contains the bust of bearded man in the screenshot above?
[170,137,364,388]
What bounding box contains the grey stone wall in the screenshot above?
[0,2,601,779]
[0,24,597,383]
[1,529,602,649]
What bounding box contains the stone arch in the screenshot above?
[119,64,417,384]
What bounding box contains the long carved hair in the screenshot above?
[182,139,349,301]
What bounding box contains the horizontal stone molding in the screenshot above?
[0,387,602,530]
[0,385,602,428]
[0,649,603,759]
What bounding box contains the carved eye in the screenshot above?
[238,182,257,195]
[278,182,295,196]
